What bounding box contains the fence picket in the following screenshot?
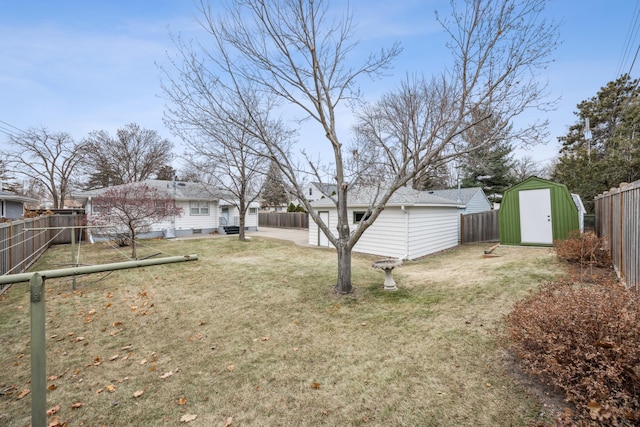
[595,180,640,289]
[0,215,84,279]
[258,212,309,229]
[460,210,499,244]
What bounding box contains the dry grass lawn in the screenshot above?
[0,236,567,426]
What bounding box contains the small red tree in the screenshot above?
[90,183,182,258]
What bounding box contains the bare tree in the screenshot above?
[163,0,558,294]
[511,155,546,181]
[161,58,271,240]
[81,123,173,188]
[4,127,86,208]
[90,183,182,259]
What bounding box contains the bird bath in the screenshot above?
[371,258,403,291]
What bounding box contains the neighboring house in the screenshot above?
[306,182,338,202]
[499,176,580,246]
[0,191,38,220]
[308,186,462,260]
[425,187,492,215]
[73,180,259,238]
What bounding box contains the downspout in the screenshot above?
[401,205,409,260]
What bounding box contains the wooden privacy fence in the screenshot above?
[460,210,499,244]
[0,215,85,278]
[259,211,309,229]
[594,180,640,289]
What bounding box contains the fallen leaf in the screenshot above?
[113,321,123,327]
[96,388,104,394]
[120,345,133,351]
[88,309,96,315]
[223,416,233,427]
[71,402,83,409]
[93,356,102,366]
[133,390,144,398]
[73,336,85,342]
[109,354,119,361]
[47,416,63,427]
[311,382,320,389]
[160,371,173,379]
[261,336,269,341]
[46,405,60,416]
[48,375,58,381]
[109,330,120,336]
[177,397,187,405]
[149,365,157,372]
[180,414,197,423]
[17,389,30,399]
[106,384,116,393]
[227,364,235,372]
[48,384,57,391]
[140,358,147,365]
[587,400,602,420]
[199,320,206,326]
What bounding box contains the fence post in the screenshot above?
[30,272,46,427]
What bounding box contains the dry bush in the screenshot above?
[554,231,610,268]
[503,279,640,425]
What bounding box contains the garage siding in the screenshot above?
[308,205,459,260]
[407,207,459,259]
[353,209,407,258]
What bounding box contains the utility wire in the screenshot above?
[616,2,640,78]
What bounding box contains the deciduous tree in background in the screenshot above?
[80,123,173,189]
[3,127,86,208]
[161,67,270,240]
[90,183,182,259]
[163,0,559,293]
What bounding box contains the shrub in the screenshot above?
[503,279,640,425]
[554,231,610,268]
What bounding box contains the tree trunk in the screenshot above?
[238,206,246,241]
[335,243,353,294]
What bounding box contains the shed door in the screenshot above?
[519,189,553,244]
[318,211,330,247]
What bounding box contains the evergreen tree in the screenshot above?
[459,109,515,203]
[261,160,289,207]
[552,74,640,212]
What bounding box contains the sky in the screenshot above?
[0,0,638,173]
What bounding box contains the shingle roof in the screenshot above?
[310,185,460,207]
[0,191,38,204]
[426,187,484,206]
[72,180,227,202]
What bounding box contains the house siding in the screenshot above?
[3,201,25,219]
[465,191,492,214]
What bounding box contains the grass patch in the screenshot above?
[0,238,566,426]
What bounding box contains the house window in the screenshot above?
[353,210,371,224]
[190,201,209,215]
[249,208,257,214]
[309,187,313,196]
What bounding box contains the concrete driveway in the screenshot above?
[247,227,309,246]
